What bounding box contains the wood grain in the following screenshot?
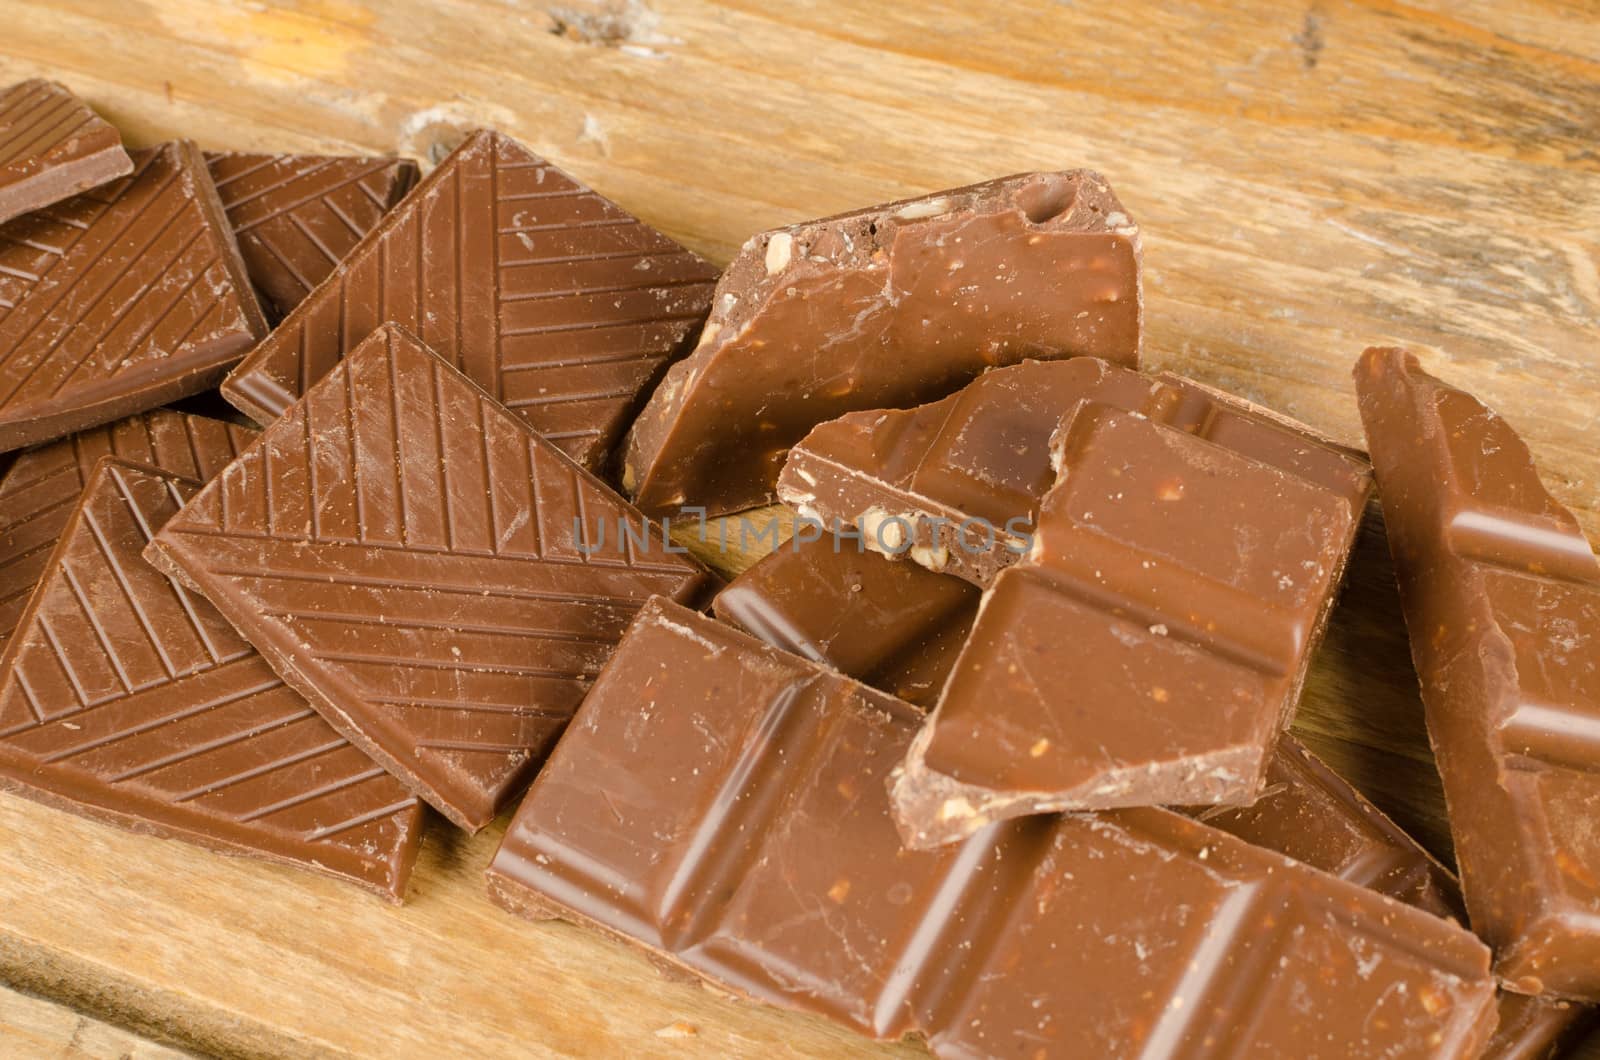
[0,0,1595,1055]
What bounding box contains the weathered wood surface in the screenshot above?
[0,0,1595,1055]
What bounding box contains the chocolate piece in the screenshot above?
[622,173,1143,516]
[0,80,131,225]
[891,400,1361,843]
[717,542,1593,1053]
[0,409,255,655]
[149,324,713,831]
[0,141,269,453]
[0,459,423,900]
[1484,994,1596,1060]
[1201,734,1463,920]
[488,598,1497,1057]
[713,536,978,708]
[222,129,717,471]
[206,151,418,318]
[1355,347,1600,1000]
[779,357,1372,586]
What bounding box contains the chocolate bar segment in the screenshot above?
[0,80,131,225]
[713,536,977,707]
[1483,995,1596,1060]
[0,409,255,655]
[206,151,418,318]
[489,598,1497,1057]
[622,173,1143,516]
[0,141,269,453]
[1355,347,1600,1000]
[222,129,717,471]
[779,357,1371,585]
[0,459,423,900]
[149,324,713,831]
[891,400,1359,842]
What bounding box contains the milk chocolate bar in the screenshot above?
[891,400,1360,842]
[222,129,717,471]
[0,141,269,453]
[0,409,255,655]
[206,151,418,318]
[1355,347,1600,1000]
[0,80,131,225]
[719,533,1595,1056]
[779,357,1371,585]
[622,173,1143,516]
[149,324,713,831]
[488,598,1497,1058]
[0,459,423,900]
[712,536,977,708]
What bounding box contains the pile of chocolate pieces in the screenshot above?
[1,79,1596,1058]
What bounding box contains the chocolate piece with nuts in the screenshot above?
[488,598,1497,1058]
[1355,347,1600,1001]
[891,400,1362,844]
[623,173,1143,516]
[779,357,1370,586]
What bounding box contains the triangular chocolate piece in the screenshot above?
[0,409,256,654]
[0,459,424,901]
[0,79,132,224]
[152,324,713,830]
[222,130,717,470]
[206,152,418,318]
[0,141,269,452]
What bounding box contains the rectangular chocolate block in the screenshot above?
[206,151,418,318]
[891,399,1360,842]
[1355,347,1600,1001]
[148,323,713,831]
[778,356,1371,586]
[0,459,423,900]
[0,140,269,453]
[0,409,255,655]
[713,535,978,708]
[0,80,131,224]
[221,129,717,471]
[488,598,1496,1058]
[623,173,1143,516]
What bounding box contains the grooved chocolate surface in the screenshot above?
[206,151,418,318]
[1355,347,1600,1001]
[622,172,1143,516]
[890,400,1363,844]
[221,129,717,471]
[0,409,256,656]
[0,80,131,225]
[488,598,1497,1058]
[150,324,713,831]
[779,357,1372,586]
[0,140,269,453]
[0,459,423,901]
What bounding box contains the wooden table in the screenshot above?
[0,1,1596,1055]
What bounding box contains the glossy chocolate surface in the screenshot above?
[149,324,712,831]
[0,80,131,225]
[623,173,1143,516]
[0,141,269,453]
[779,357,1371,586]
[222,129,717,471]
[892,400,1362,842]
[489,598,1496,1058]
[0,459,423,900]
[206,151,418,318]
[1356,347,1600,1001]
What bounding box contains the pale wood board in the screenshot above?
[0,0,1596,1055]
[0,985,195,1059]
